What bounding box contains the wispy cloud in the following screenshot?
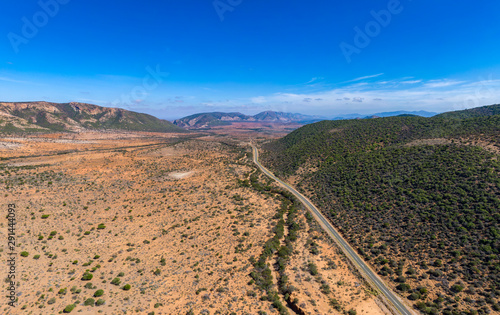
[305,77,324,84]
[424,79,466,88]
[401,80,422,84]
[228,76,500,115]
[0,76,32,84]
[342,73,384,84]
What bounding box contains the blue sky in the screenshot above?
[1,0,499,119]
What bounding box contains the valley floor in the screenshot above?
[1,132,387,315]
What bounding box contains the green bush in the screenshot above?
[63,304,76,313]
[96,299,105,306]
[451,284,464,293]
[33,254,40,259]
[81,272,93,281]
[307,262,318,275]
[94,289,104,297]
[20,251,29,257]
[83,298,95,306]
[111,278,121,285]
[97,224,106,229]
[123,284,131,290]
[396,283,411,292]
[409,292,421,300]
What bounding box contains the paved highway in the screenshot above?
[250,144,414,315]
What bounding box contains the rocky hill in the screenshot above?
[0,101,185,133]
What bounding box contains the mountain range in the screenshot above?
[173,110,438,130]
[172,111,321,129]
[0,102,184,133]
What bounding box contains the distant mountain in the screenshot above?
[331,110,437,120]
[252,111,319,123]
[370,110,438,118]
[0,101,185,133]
[435,104,500,119]
[173,111,321,129]
[173,112,251,129]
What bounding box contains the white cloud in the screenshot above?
[401,80,422,84]
[424,80,466,88]
[0,76,32,84]
[342,73,384,84]
[236,76,500,115]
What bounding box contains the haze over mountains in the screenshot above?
[172,110,438,130]
[0,100,485,134]
[172,111,322,129]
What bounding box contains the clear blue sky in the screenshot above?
[1,0,499,119]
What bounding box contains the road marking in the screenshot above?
[250,144,414,315]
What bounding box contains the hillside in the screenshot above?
[0,102,185,133]
[261,104,500,315]
[173,111,320,129]
[436,104,500,119]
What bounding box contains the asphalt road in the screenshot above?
[251,144,414,315]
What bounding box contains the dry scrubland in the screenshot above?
[1,133,387,315]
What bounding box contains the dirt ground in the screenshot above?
[0,132,389,315]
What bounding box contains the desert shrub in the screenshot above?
[96,299,105,306]
[47,297,56,304]
[94,289,104,297]
[307,262,318,275]
[409,292,421,300]
[397,283,411,292]
[451,284,464,293]
[20,251,29,257]
[97,224,106,229]
[123,284,131,290]
[83,298,95,306]
[33,254,40,259]
[111,278,121,285]
[81,273,93,281]
[63,304,76,313]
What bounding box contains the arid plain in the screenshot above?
[1,132,387,315]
